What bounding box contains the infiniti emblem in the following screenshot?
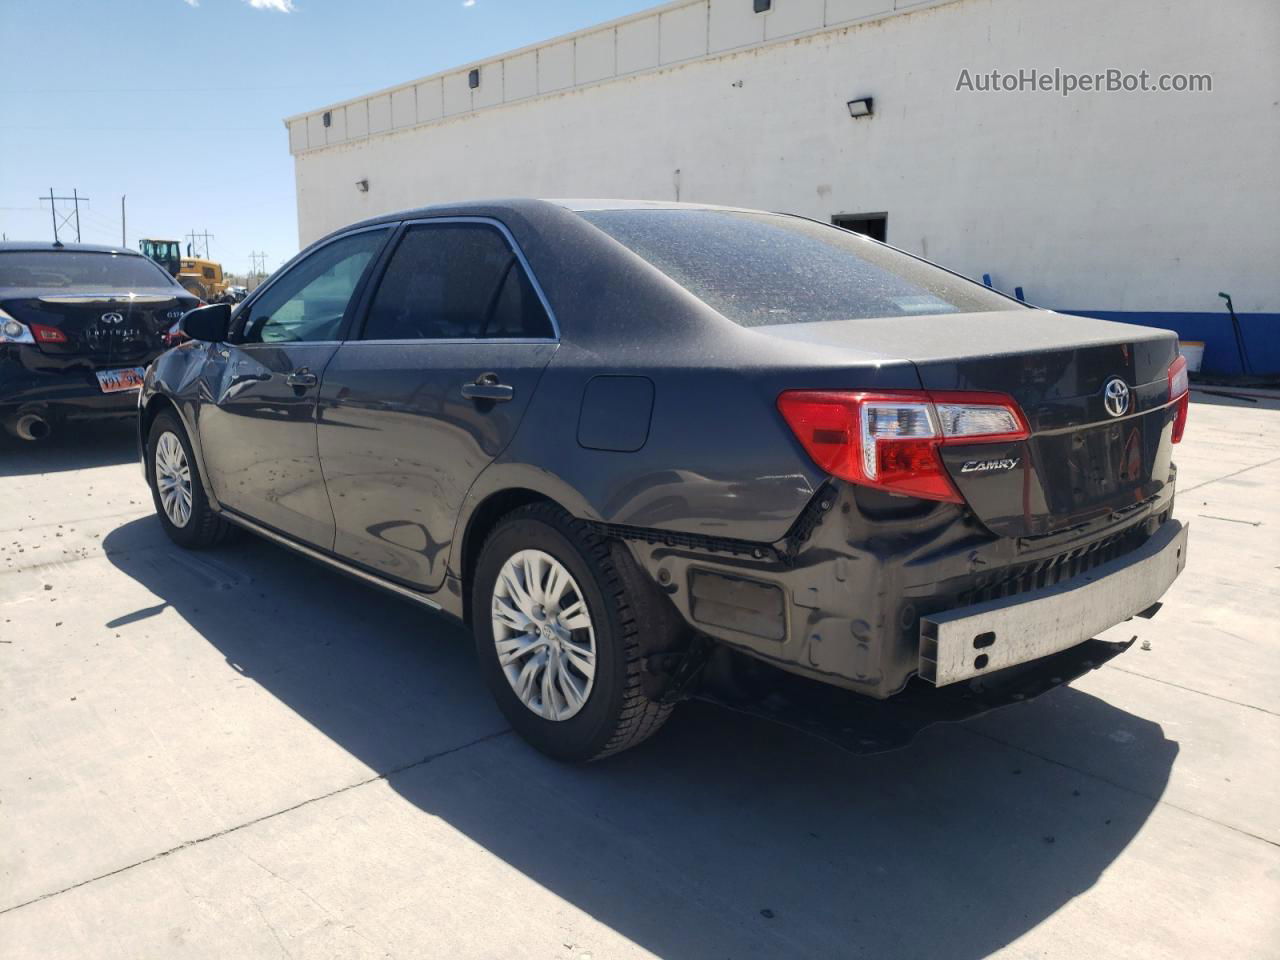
[1103,377,1131,417]
[100,312,125,325]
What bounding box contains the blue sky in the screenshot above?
[0,0,653,274]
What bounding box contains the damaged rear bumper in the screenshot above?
[620,477,1181,700]
[920,520,1188,686]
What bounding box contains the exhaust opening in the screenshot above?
[8,414,51,442]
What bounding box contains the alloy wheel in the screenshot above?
[154,431,193,529]
[491,548,597,721]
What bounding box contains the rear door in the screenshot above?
[317,218,558,589]
[195,227,391,548]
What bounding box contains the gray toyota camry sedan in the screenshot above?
[139,199,1189,761]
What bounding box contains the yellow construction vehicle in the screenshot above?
[139,238,230,302]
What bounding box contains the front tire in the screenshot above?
[471,504,675,761]
[146,411,233,548]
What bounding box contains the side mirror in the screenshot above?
[180,302,232,342]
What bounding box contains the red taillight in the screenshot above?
[777,390,1030,502]
[30,323,68,344]
[1168,354,1189,443]
[163,321,190,348]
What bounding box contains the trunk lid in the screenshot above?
[760,309,1181,537]
[1,289,194,368]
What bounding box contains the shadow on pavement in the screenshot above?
[1188,389,1280,412]
[0,419,138,477]
[103,515,1177,960]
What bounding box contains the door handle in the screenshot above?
[461,373,513,403]
[286,368,318,388]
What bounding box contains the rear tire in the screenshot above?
[471,503,675,761]
[146,411,233,549]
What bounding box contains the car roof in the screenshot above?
[341,197,773,231]
[0,241,144,256]
[545,199,765,214]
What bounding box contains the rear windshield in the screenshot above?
[0,251,176,291]
[578,209,1021,326]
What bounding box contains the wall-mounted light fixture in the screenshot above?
[355,179,369,193]
[322,111,332,128]
[754,0,772,12]
[468,68,480,89]
[847,96,874,118]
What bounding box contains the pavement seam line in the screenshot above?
[958,725,1280,849]
[1180,454,1280,493]
[1103,664,1280,717]
[0,727,513,917]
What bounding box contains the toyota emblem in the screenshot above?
[100,312,125,325]
[1103,377,1131,418]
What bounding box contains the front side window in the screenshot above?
[238,229,388,344]
[579,209,1023,327]
[361,222,554,341]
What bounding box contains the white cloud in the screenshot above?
[463,0,476,6]
[245,0,296,11]
[184,0,199,6]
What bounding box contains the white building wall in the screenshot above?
[287,0,1280,317]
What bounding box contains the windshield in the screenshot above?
[579,209,1022,326]
[0,251,177,291]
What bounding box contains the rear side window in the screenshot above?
[578,209,1022,326]
[0,251,175,291]
[361,223,554,341]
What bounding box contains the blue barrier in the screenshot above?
[1059,310,1280,376]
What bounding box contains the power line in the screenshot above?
[186,229,214,260]
[248,251,269,287]
[75,205,128,247]
[78,207,118,231]
[38,188,89,243]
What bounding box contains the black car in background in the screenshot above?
[139,200,1189,761]
[0,242,200,441]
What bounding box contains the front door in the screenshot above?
[196,227,391,547]
[317,219,558,589]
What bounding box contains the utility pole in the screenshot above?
[121,195,126,248]
[39,188,90,243]
[186,229,214,260]
[248,250,268,288]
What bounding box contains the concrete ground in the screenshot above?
[1,392,1277,960]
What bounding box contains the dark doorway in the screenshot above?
[833,212,888,242]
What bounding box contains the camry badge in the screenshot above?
[1103,378,1131,418]
[960,457,1021,474]
[100,312,125,325]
